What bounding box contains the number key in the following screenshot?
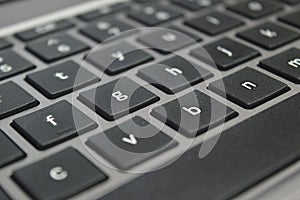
[80,19,135,43]
[171,0,221,11]
[129,5,182,26]
[26,35,90,63]
[15,20,74,41]
[185,12,244,36]
[78,3,129,21]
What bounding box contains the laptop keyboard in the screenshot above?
[0,0,299,199]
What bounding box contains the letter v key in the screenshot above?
[122,134,138,145]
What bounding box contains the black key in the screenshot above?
[151,90,237,137]
[228,0,282,19]
[167,26,202,42]
[138,56,212,94]
[0,130,25,168]
[237,22,300,50]
[15,20,74,41]
[80,19,135,43]
[279,11,300,29]
[0,81,39,119]
[26,35,89,63]
[78,77,159,121]
[13,148,108,200]
[0,50,35,81]
[259,48,300,83]
[87,116,178,170]
[185,12,244,36]
[78,3,129,21]
[171,0,221,11]
[12,100,97,150]
[208,68,289,109]
[191,38,260,70]
[26,61,99,99]
[100,93,300,200]
[0,188,10,200]
[86,42,153,75]
[0,38,11,50]
[128,5,182,26]
[137,28,200,54]
[280,0,300,4]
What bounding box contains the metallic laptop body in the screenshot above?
[0,0,300,199]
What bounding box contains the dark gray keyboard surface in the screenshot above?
[0,0,300,199]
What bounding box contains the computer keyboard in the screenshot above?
[0,0,300,199]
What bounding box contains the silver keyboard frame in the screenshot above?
[0,0,300,199]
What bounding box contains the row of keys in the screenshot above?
[1,72,292,199]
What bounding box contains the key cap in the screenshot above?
[128,5,182,26]
[208,68,289,109]
[26,35,89,63]
[86,42,153,75]
[237,22,300,50]
[137,28,200,54]
[0,130,25,168]
[0,81,39,119]
[87,116,178,170]
[100,93,300,200]
[191,38,260,70]
[166,26,202,42]
[151,90,237,137]
[138,56,212,94]
[228,0,282,19]
[0,188,10,200]
[185,12,244,36]
[13,148,108,200]
[12,100,97,150]
[0,50,35,81]
[259,48,300,83]
[280,0,300,4]
[171,0,221,11]
[133,0,154,3]
[15,20,74,41]
[279,11,300,29]
[78,3,129,21]
[78,77,159,121]
[0,38,11,50]
[26,61,99,99]
[80,19,135,43]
